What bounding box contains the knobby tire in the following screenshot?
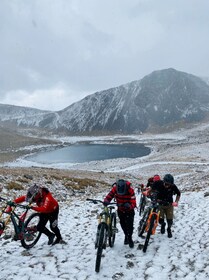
[95,223,106,273]
[21,213,42,249]
[138,209,150,237]
[143,215,155,253]
[139,196,146,216]
[109,212,116,247]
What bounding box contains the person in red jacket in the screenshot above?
[14,184,64,245]
[103,179,136,248]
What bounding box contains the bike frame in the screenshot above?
[142,201,160,253]
[87,198,118,272]
[9,206,30,240]
[0,197,30,240]
[145,206,160,235]
[97,205,114,227]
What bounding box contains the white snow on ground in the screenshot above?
[1,124,209,279]
[1,187,209,280]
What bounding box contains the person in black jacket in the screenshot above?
[152,174,181,238]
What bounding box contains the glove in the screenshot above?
[124,202,131,209]
[5,206,12,213]
[142,190,150,197]
[7,201,15,207]
[172,202,178,207]
[103,200,109,206]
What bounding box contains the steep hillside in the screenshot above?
[0,126,60,163]
[1,68,209,135]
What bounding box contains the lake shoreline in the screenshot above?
[25,142,151,165]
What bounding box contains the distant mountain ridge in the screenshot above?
[1,68,209,135]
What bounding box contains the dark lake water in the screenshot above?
[27,143,150,164]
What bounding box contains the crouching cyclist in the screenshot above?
[103,179,136,248]
[13,184,65,245]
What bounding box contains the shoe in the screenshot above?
[124,235,129,245]
[52,238,67,245]
[48,233,55,245]
[161,223,166,234]
[13,234,18,241]
[128,236,134,248]
[167,228,172,238]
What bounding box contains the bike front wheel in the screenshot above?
[95,223,106,273]
[109,212,116,247]
[143,215,155,253]
[21,213,42,249]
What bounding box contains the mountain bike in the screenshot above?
[86,198,118,273]
[0,196,42,249]
[142,200,160,253]
[137,198,152,237]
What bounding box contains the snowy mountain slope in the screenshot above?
[1,68,209,135]
[0,103,50,124]
[1,122,209,279]
[0,185,209,280]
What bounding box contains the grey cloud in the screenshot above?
[0,0,209,109]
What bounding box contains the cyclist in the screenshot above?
[103,179,136,248]
[13,184,65,245]
[146,176,154,188]
[152,174,181,238]
[142,175,161,197]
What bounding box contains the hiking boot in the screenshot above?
[128,236,134,248]
[167,228,172,238]
[52,238,67,245]
[48,233,55,245]
[13,234,18,241]
[124,235,129,245]
[161,223,166,234]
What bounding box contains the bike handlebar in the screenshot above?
[11,203,30,209]
[0,196,30,209]
[86,198,117,206]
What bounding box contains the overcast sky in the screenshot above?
[0,0,209,111]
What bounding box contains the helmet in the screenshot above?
[116,179,128,195]
[163,174,174,184]
[153,175,161,182]
[26,184,41,203]
[148,177,154,183]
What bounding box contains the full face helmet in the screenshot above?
[163,174,174,185]
[26,184,41,203]
[116,179,128,195]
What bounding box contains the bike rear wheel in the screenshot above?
[109,212,116,247]
[21,213,42,249]
[143,215,155,253]
[138,209,150,237]
[95,223,106,273]
[139,195,146,216]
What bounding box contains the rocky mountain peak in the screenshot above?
[1,68,209,135]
